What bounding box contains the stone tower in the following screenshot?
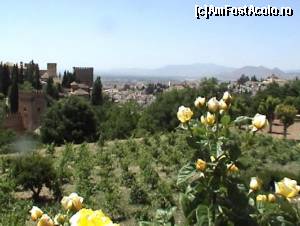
[47,63,57,77]
[18,91,47,131]
[73,67,94,87]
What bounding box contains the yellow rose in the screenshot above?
[69,208,119,226]
[54,214,66,225]
[207,97,219,113]
[196,159,207,171]
[200,115,206,124]
[210,155,216,162]
[177,106,193,123]
[37,214,54,226]
[256,194,267,202]
[250,177,262,191]
[30,206,44,221]
[219,99,228,111]
[275,177,300,198]
[251,114,268,132]
[227,163,239,173]
[61,193,84,211]
[222,91,232,104]
[201,112,215,126]
[194,97,206,108]
[268,194,276,203]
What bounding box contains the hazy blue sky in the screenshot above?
[0,0,299,71]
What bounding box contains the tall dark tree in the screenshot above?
[9,65,19,113]
[237,74,250,85]
[0,63,3,95]
[19,62,24,84]
[24,60,35,83]
[62,70,75,88]
[0,64,11,96]
[45,77,59,99]
[32,64,42,90]
[91,76,103,105]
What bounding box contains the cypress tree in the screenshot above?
[19,62,24,83]
[46,77,59,99]
[32,64,42,90]
[2,64,11,96]
[0,63,3,95]
[25,60,35,83]
[9,65,19,113]
[91,76,103,105]
[62,71,68,88]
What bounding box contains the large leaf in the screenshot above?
[155,207,177,224]
[233,116,252,125]
[138,222,156,226]
[177,163,196,186]
[216,141,224,158]
[180,193,194,218]
[196,204,213,226]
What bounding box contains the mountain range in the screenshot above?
[100,63,300,81]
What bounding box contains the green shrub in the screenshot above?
[41,96,98,144]
[129,183,149,205]
[10,153,58,201]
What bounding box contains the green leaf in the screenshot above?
[179,193,195,219]
[233,116,252,125]
[216,141,224,158]
[227,141,241,161]
[221,115,231,126]
[138,222,154,226]
[177,163,196,186]
[196,205,212,226]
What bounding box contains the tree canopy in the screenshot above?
[40,96,98,144]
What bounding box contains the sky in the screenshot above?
[0,0,299,72]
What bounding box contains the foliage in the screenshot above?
[172,93,300,225]
[275,104,297,138]
[19,81,34,91]
[74,144,95,204]
[100,101,140,140]
[0,131,16,154]
[8,65,19,113]
[40,96,98,144]
[91,76,103,105]
[62,70,75,88]
[258,96,280,133]
[45,77,59,100]
[9,153,58,200]
[0,63,11,96]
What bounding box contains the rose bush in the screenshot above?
[165,92,300,225]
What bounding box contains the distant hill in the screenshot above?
[100,63,300,81]
[223,66,286,80]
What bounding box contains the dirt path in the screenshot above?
[265,119,300,140]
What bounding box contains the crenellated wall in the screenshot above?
[3,113,24,132]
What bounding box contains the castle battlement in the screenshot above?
[3,113,24,132]
[19,91,45,99]
[73,67,93,70]
[5,113,22,120]
[73,67,94,87]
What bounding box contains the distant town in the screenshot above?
[0,61,293,133]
